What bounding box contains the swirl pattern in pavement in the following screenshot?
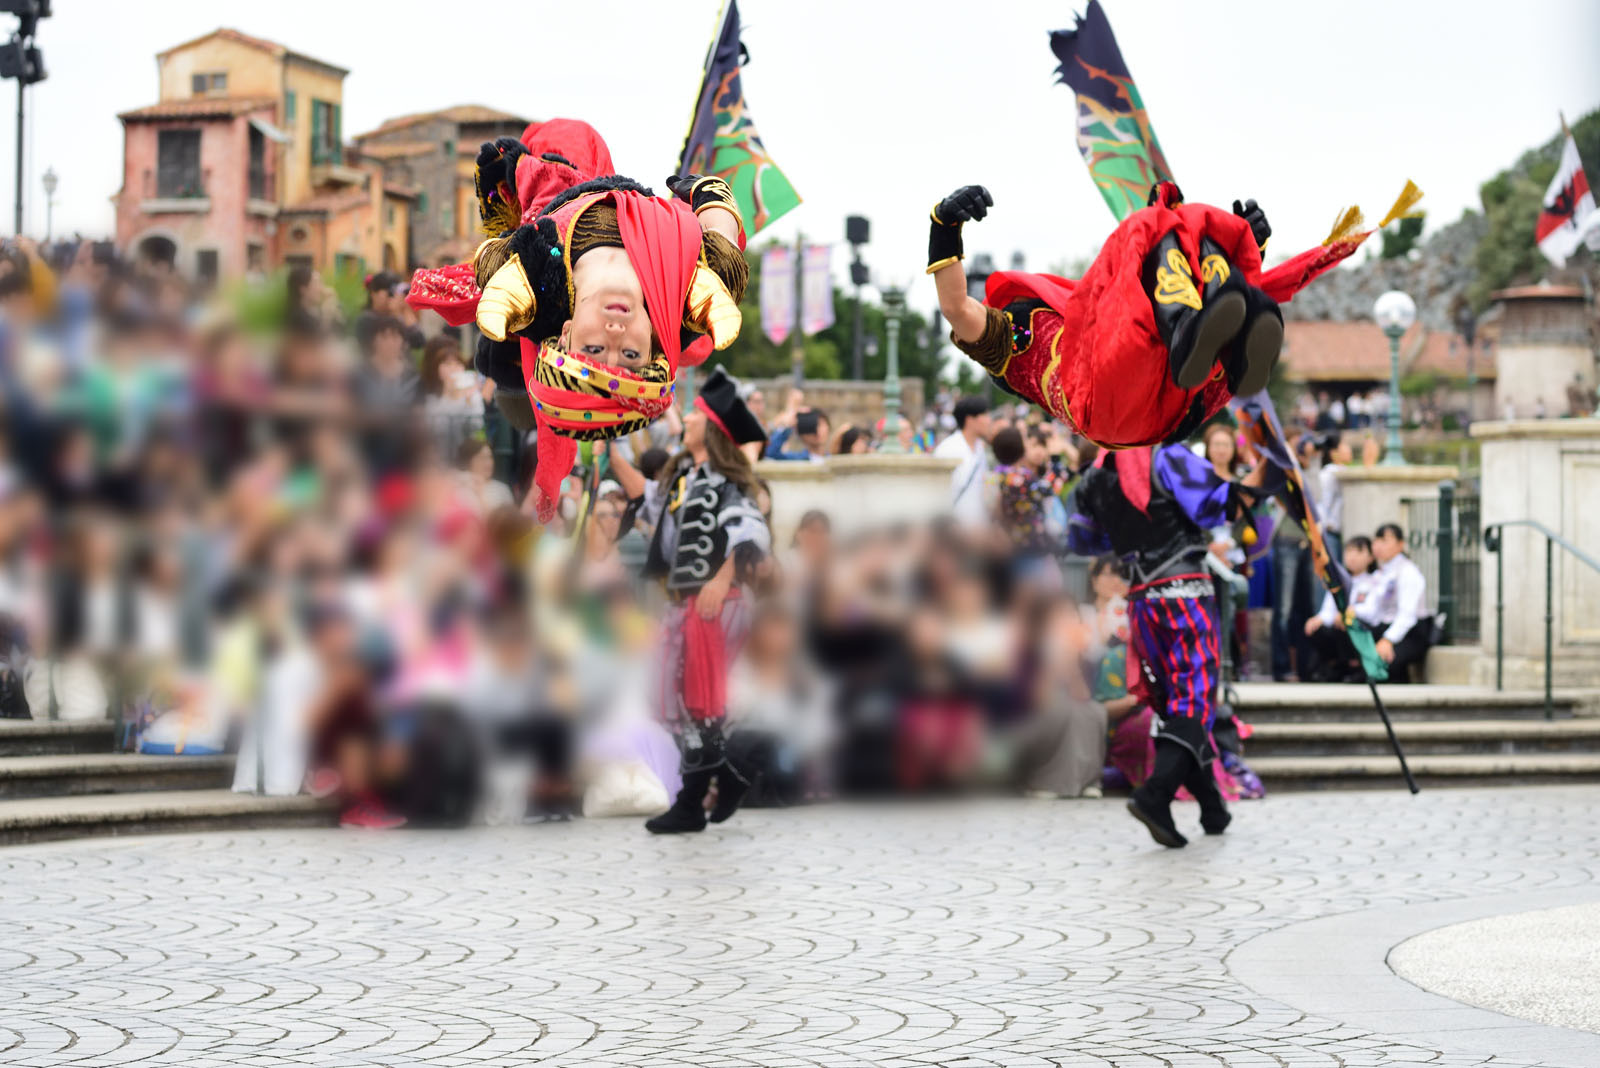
[2,787,1597,1066]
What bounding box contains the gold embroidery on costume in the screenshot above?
[1201,254,1230,286]
[1153,248,1202,310]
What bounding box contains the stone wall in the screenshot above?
[1338,465,1458,544]
[757,452,956,546]
[745,378,926,437]
[1471,419,1600,687]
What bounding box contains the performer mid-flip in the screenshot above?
[608,368,771,834]
[928,179,1418,448]
[1068,442,1264,847]
[408,118,748,517]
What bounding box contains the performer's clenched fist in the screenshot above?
[933,184,994,226]
[1232,198,1271,249]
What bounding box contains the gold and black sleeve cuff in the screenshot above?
[927,210,963,274]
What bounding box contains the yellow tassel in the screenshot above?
[1322,205,1365,247]
[1377,180,1425,229]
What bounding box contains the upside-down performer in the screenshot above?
[1068,441,1266,847]
[406,118,749,518]
[930,179,1422,448]
[608,367,771,834]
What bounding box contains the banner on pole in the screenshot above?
[760,245,794,345]
[1537,126,1600,267]
[800,244,834,336]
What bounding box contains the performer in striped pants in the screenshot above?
[1069,441,1264,847]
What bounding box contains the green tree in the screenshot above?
[715,240,946,402]
[1379,215,1425,259]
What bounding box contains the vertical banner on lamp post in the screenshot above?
[760,245,794,345]
[800,244,834,335]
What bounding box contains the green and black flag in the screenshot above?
[1049,0,1176,222]
[679,0,801,234]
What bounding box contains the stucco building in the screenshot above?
[114,28,414,280]
[352,105,530,267]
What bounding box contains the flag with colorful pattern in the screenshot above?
[1049,0,1176,222]
[679,0,802,234]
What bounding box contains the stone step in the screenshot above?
[1250,752,1600,791]
[1247,718,1600,758]
[0,718,117,757]
[1231,683,1597,723]
[0,789,336,846]
[0,753,235,800]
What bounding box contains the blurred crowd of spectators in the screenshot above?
[0,236,1439,831]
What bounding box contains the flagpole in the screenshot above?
[676,0,734,173]
[676,0,734,414]
[791,232,805,388]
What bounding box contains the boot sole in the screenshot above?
[1173,291,1247,390]
[645,821,707,834]
[1126,798,1188,848]
[1233,311,1283,396]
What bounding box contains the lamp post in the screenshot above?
[879,285,905,453]
[40,165,54,240]
[1374,289,1416,466]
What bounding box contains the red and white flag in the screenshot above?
[1536,131,1600,267]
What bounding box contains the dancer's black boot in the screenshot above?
[1143,232,1247,391]
[1221,285,1284,397]
[709,730,771,824]
[1127,740,1193,848]
[645,768,712,834]
[1182,756,1232,836]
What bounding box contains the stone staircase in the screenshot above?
[1234,684,1600,791]
[0,719,334,846]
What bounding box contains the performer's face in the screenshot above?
[565,248,652,371]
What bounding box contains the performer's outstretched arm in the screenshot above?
[926,185,994,343]
[668,175,745,247]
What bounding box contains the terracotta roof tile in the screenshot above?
[119,96,276,121]
[154,28,347,75]
[358,104,529,139]
[1282,321,1496,384]
[356,141,436,160]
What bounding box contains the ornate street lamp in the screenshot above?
[879,285,906,453]
[1374,289,1416,466]
[40,165,55,240]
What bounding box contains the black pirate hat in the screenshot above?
[694,367,767,447]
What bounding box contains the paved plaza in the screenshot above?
[2,787,1599,1067]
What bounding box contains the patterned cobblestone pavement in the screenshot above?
[1,787,1598,1067]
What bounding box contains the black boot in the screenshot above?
[1143,232,1247,391]
[1222,286,1284,397]
[645,768,712,834]
[1182,756,1232,836]
[1127,740,1193,848]
[709,730,771,824]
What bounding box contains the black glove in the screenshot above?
[933,184,993,226]
[1148,181,1184,207]
[475,137,527,233]
[928,185,992,273]
[666,174,738,217]
[1233,198,1271,249]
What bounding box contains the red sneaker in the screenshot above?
[339,793,407,830]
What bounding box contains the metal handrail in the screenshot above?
[1483,520,1600,718]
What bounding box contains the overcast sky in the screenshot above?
[7,0,1598,316]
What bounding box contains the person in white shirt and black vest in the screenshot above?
[1370,523,1434,683]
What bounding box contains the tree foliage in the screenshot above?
[714,240,948,400]
[1379,215,1425,260]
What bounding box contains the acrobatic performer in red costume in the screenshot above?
[407,118,748,518]
[929,180,1421,448]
